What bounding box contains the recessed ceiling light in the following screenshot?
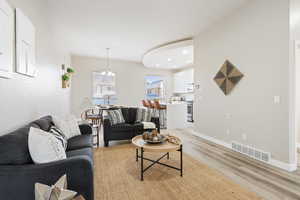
[167,58,172,62]
[182,49,189,55]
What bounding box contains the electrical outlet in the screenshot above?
[225,113,231,119]
[242,133,247,141]
[226,129,230,135]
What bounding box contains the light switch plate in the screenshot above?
[225,113,231,119]
[274,96,280,104]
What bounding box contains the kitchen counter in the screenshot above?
[166,102,188,129]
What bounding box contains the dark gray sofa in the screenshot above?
[0,116,94,200]
[103,107,160,147]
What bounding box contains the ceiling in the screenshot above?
[143,39,194,69]
[47,0,249,62]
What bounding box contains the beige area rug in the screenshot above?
[94,144,262,200]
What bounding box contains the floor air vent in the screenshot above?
[231,142,270,163]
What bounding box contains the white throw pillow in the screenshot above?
[53,116,81,139]
[141,122,156,129]
[28,127,66,164]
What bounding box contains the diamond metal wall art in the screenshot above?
[214,60,244,95]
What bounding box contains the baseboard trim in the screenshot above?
[187,130,297,172]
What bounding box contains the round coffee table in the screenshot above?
[132,135,183,181]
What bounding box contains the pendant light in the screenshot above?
[101,48,115,76]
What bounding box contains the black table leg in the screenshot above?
[167,152,170,160]
[137,146,183,181]
[180,145,183,177]
[97,127,100,147]
[141,147,144,181]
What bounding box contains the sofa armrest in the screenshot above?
[79,124,93,135]
[151,117,160,133]
[0,156,94,200]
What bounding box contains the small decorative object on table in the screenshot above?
[166,135,182,145]
[142,129,166,144]
[35,174,77,200]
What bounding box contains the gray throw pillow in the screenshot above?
[107,109,125,125]
[136,108,152,122]
[49,126,67,150]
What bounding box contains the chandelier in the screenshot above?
[101,48,115,76]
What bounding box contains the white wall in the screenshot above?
[71,55,173,116]
[290,0,300,146]
[194,0,293,165]
[0,0,71,135]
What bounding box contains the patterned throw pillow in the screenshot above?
[28,127,66,164]
[53,116,81,139]
[107,109,125,125]
[136,108,152,122]
[49,126,67,150]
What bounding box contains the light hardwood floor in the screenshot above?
[170,129,300,200]
[95,128,300,200]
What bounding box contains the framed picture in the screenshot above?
[0,0,14,79]
[15,8,36,77]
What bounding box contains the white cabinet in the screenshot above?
[173,71,185,93]
[0,0,13,78]
[167,103,188,129]
[173,68,194,93]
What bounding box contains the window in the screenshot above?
[92,72,117,105]
[145,75,166,102]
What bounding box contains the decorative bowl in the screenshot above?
[144,134,166,144]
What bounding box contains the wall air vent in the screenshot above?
[231,141,270,163]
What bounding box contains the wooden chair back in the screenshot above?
[147,100,155,109]
[142,100,149,108]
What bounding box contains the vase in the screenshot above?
[62,80,69,88]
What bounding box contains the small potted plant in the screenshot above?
[67,68,75,74]
[62,74,70,88]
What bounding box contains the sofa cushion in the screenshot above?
[53,116,81,139]
[136,108,152,122]
[111,123,143,132]
[111,123,132,132]
[107,109,125,125]
[31,116,53,131]
[121,108,137,124]
[142,122,156,129]
[67,134,93,151]
[0,125,36,165]
[66,147,93,160]
[28,127,66,164]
